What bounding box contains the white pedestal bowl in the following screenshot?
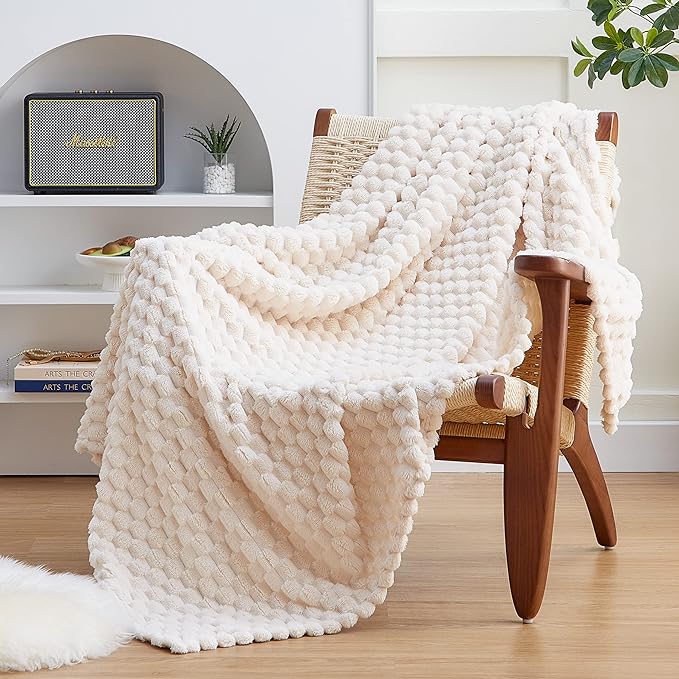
[76,253,131,291]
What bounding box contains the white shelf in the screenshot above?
[0,383,88,404]
[0,285,118,305]
[0,191,273,208]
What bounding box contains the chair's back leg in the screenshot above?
[562,401,617,548]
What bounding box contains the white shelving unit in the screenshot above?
[0,3,372,473]
[0,38,277,472]
[0,191,273,208]
[0,286,118,305]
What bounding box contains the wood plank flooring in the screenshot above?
[1,473,677,678]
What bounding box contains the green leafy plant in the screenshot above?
[573,0,679,88]
[185,116,241,163]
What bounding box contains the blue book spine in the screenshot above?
[14,380,93,393]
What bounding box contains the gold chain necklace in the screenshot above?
[5,348,102,385]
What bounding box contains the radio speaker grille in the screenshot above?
[26,95,161,190]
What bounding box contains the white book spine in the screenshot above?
[14,361,100,381]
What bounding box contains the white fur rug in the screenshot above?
[0,557,129,672]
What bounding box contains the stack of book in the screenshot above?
[14,360,100,393]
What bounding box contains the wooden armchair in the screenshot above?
[301,108,619,623]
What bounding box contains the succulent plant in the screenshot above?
[185,116,241,164]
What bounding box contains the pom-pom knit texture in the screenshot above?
[76,102,641,653]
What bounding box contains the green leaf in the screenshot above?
[592,35,618,49]
[630,26,645,46]
[618,47,645,61]
[646,27,659,45]
[647,54,670,85]
[629,57,647,86]
[661,4,679,30]
[226,120,241,152]
[587,63,597,88]
[610,59,626,74]
[184,136,212,154]
[187,126,208,137]
[586,0,610,13]
[653,52,679,69]
[641,3,667,15]
[649,29,674,47]
[574,58,591,76]
[593,49,617,77]
[608,0,633,21]
[608,4,624,20]
[622,63,632,88]
[186,128,211,145]
[572,37,593,57]
[220,116,230,140]
[620,28,634,47]
[604,20,619,41]
[588,0,614,25]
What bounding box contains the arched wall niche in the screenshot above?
[0,1,372,224]
[0,35,273,195]
[0,1,373,474]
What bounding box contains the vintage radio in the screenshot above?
[24,91,164,193]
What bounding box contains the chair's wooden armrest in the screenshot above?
[514,254,585,281]
[475,374,506,410]
[473,256,592,412]
[514,254,590,303]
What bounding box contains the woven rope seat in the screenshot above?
[300,113,614,451]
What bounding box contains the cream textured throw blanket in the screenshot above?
[76,102,641,653]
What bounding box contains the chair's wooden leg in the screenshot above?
[504,413,561,623]
[562,401,617,548]
[503,276,570,623]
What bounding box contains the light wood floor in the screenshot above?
[1,473,678,678]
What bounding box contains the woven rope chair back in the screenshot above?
[300,113,617,406]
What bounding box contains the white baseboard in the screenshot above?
[432,420,679,472]
[590,388,679,422]
[2,420,677,476]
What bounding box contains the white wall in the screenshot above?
[376,0,679,469]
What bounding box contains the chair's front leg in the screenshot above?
[504,276,570,623]
[504,414,562,623]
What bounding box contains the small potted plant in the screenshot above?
[185,116,241,194]
[572,1,679,89]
